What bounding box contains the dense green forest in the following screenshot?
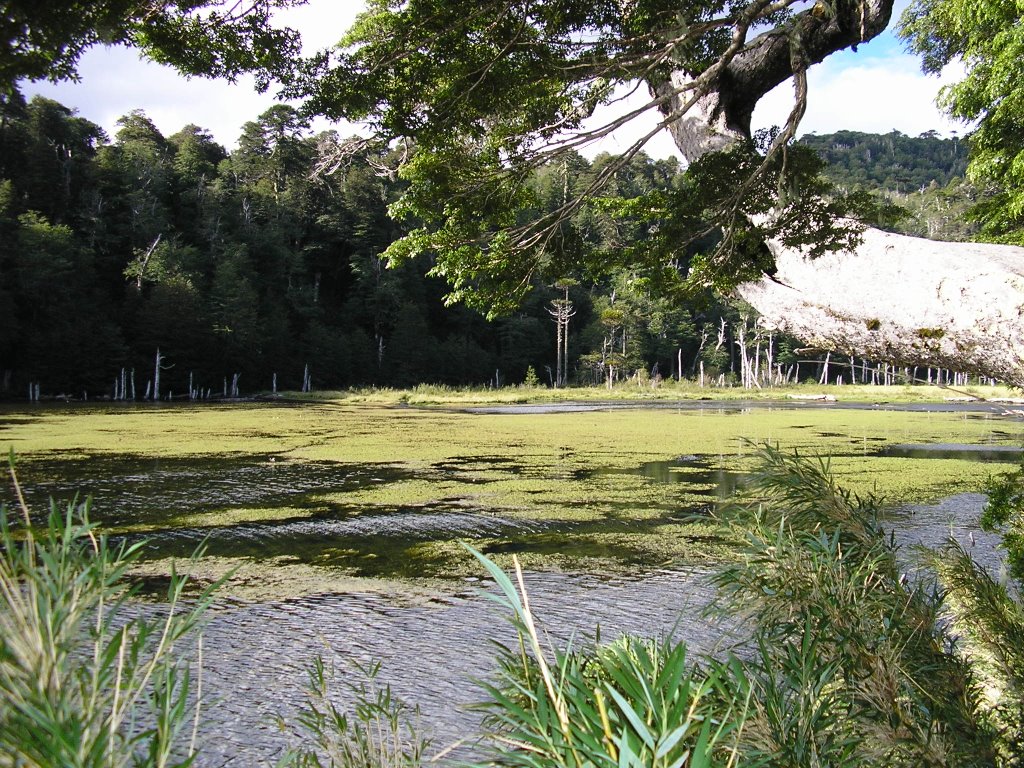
[799,129,967,190]
[0,91,976,399]
[798,129,981,241]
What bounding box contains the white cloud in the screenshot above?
[754,51,968,139]
[273,1,363,52]
[19,0,364,148]
[24,47,275,145]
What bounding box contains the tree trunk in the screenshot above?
[562,313,570,387]
[153,349,162,402]
[737,230,1024,387]
[652,0,1024,387]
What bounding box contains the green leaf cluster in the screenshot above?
[598,134,902,297]
[296,0,896,313]
[304,0,737,145]
[900,0,1024,243]
[0,0,307,91]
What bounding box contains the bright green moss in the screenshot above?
[1,401,1020,599]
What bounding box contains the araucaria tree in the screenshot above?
[301,0,1024,387]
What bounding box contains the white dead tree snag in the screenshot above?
[737,228,1024,387]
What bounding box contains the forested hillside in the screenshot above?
[0,89,720,398]
[0,94,978,400]
[799,130,967,191]
[798,130,980,241]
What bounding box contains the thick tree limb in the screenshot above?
[656,0,895,161]
[739,228,1024,388]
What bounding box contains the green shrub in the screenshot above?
[712,444,996,766]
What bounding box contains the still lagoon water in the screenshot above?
[1,399,1020,764]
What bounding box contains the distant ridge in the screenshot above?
[799,130,968,194]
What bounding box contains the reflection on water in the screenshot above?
[596,456,746,498]
[886,492,1006,577]
[195,565,728,767]
[878,443,1024,463]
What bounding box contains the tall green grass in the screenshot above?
[280,657,433,768]
[467,546,752,768]
[0,462,218,768]
[711,444,996,766]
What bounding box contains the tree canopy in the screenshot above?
[296,0,897,314]
[899,0,1024,244]
[5,81,958,398]
[0,0,307,91]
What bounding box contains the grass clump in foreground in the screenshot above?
[0,464,219,768]
[0,460,434,768]
[469,445,1024,767]
[280,657,433,768]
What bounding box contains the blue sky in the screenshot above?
[21,0,965,159]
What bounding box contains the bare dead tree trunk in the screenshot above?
[753,331,761,386]
[692,326,709,378]
[563,309,570,386]
[154,349,162,402]
[555,318,564,387]
[736,316,756,389]
[135,234,162,290]
[548,289,576,388]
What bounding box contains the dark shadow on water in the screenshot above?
[2,454,416,527]
[588,456,746,498]
[877,443,1024,462]
[6,450,738,579]
[7,437,1018,583]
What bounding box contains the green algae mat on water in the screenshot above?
[1,401,1021,599]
